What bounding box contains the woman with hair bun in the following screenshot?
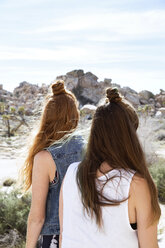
[59,87,161,248]
[22,80,84,248]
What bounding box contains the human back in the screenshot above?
[40,135,84,235]
[62,162,139,248]
[60,87,161,248]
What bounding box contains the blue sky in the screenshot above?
[0,0,165,93]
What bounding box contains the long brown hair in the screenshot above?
[22,80,79,191]
[77,87,161,227]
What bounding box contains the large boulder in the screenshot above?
[160,89,165,95]
[119,86,137,96]
[77,86,101,106]
[79,72,99,88]
[119,87,141,106]
[80,104,97,119]
[155,109,165,118]
[104,78,112,84]
[97,97,107,106]
[56,70,112,106]
[57,75,79,91]
[57,70,84,91]
[139,90,154,100]
[65,77,79,91]
[155,95,165,107]
[66,69,84,78]
[159,107,165,116]
[139,98,148,105]
[155,102,161,108]
[0,85,12,102]
[125,93,140,106]
[148,98,155,104]
[155,111,162,118]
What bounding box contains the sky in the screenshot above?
[0,0,165,93]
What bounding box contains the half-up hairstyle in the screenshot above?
[22,80,79,191]
[77,87,160,227]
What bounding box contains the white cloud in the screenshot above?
[1,0,48,8]
[0,41,163,65]
[26,10,165,40]
[0,46,89,61]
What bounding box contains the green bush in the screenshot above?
[3,178,16,187]
[0,188,31,236]
[18,106,25,116]
[149,158,165,203]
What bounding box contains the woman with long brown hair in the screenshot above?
[59,87,161,248]
[22,80,84,248]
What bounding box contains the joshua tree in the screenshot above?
[2,105,29,137]
[10,107,16,115]
[2,114,11,137]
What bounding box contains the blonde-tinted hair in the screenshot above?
[22,80,79,191]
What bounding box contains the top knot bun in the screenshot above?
[51,80,66,96]
[106,87,122,103]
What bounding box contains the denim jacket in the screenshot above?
[40,135,85,235]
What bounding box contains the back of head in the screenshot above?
[77,87,160,227]
[41,80,79,143]
[90,87,140,170]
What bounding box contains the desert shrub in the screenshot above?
[3,178,16,187]
[10,107,16,114]
[0,188,31,236]
[149,158,165,203]
[18,106,25,116]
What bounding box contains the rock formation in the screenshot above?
[0,69,164,117]
[0,84,12,102]
[56,70,112,106]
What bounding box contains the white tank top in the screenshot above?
[62,162,139,248]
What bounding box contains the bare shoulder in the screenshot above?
[34,150,52,161]
[131,174,150,191]
[33,150,54,171]
[34,150,52,160]
[130,173,151,205]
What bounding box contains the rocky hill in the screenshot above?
[0,69,165,115]
[0,69,165,140]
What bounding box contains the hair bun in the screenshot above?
[51,80,66,96]
[106,87,122,103]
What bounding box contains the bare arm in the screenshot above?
[132,176,159,248]
[59,180,64,248]
[26,151,54,248]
